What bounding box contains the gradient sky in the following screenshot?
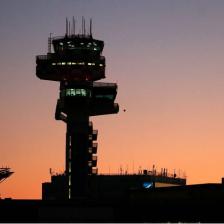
[1,0,224,199]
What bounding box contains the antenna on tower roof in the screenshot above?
[66,17,68,36]
[72,16,75,35]
[81,16,84,35]
[84,18,86,35]
[48,33,52,53]
[68,20,71,36]
[90,18,92,36]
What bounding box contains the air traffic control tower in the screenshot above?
[36,18,119,199]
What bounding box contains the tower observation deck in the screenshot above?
[36,18,119,199]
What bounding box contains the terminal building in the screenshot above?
[42,169,186,200]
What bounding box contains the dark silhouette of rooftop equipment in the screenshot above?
[0,167,13,183]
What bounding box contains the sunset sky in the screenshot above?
[1,0,224,199]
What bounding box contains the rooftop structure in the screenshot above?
[42,169,186,200]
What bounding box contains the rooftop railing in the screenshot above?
[52,34,93,41]
[98,171,187,180]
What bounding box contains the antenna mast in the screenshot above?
[73,16,75,35]
[68,20,71,36]
[90,18,92,36]
[48,33,52,53]
[84,18,86,35]
[66,17,68,36]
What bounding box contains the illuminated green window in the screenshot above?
[76,89,81,95]
[69,175,71,186]
[64,88,91,97]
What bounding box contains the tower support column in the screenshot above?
[66,113,90,199]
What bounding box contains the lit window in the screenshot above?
[93,48,97,51]
[81,89,86,96]
[143,182,153,189]
[65,88,88,97]
[88,161,92,167]
[76,89,81,95]
[69,188,71,199]
[78,62,84,65]
[93,42,97,46]
[69,136,71,146]
[70,89,76,96]
[80,43,84,45]
[52,63,56,66]
[61,62,66,65]
[67,62,72,65]
[88,63,92,66]
[59,42,63,46]
[72,62,76,65]
[57,62,61,65]
[92,63,95,65]
[99,64,103,67]
[66,89,71,96]
[69,175,71,186]
[69,162,72,173]
[88,147,92,153]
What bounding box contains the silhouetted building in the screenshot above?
[42,171,186,200]
[36,18,118,199]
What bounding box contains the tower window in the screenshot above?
[64,88,90,97]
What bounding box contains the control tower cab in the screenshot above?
[36,20,105,82]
